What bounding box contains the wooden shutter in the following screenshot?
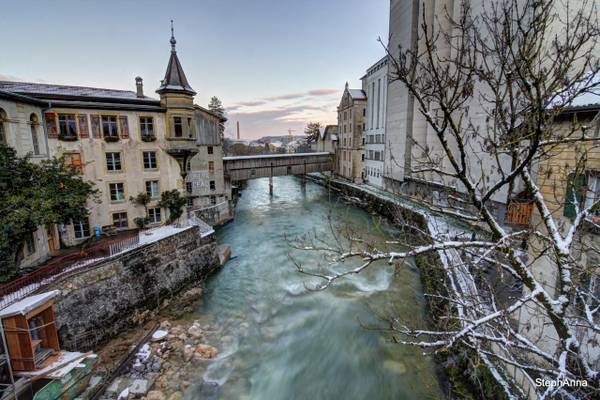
[90,115,101,138]
[119,116,129,139]
[564,173,587,218]
[78,114,89,138]
[45,113,58,138]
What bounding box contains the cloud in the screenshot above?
[0,73,47,83]
[236,100,267,107]
[263,92,305,101]
[307,88,338,96]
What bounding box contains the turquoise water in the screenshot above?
[188,177,443,400]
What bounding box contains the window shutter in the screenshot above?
[78,114,89,138]
[90,115,101,138]
[44,113,57,138]
[564,173,587,218]
[119,116,129,138]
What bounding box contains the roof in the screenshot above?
[156,27,196,96]
[348,89,367,100]
[0,89,47,106]
[223,152,331,161]
[0,81,155,101]
[0,290,59,319]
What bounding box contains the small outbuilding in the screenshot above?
[0,291,60,372]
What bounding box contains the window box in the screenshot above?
[104,135,120,143]
[141,135,157,142]
[58,133,78,141]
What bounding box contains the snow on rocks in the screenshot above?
[105,319,220,399]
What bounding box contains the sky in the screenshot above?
[0,0,389,139]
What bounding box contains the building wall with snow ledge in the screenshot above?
[43,225,219,349]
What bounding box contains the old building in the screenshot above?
[361,56,388,188]
[314,125,338,154]
[0,90,53,268]
[517,100,600,373]
[0,24,231,267]
[336,83,366,183]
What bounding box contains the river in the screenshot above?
[187,176,443,400]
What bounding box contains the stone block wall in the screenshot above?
[46,226,219,348]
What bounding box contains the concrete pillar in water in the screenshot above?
[269,162,274,195]
[301,160,307,186]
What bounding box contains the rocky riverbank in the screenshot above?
[101,318,221,400]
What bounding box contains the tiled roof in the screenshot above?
[0,81,157,102]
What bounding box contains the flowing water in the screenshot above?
[187,177,443,400]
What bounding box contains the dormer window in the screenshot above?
[174,116,183,137]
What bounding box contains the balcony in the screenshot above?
[165,137,198,179]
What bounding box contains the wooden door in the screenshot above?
[47,225,58,254]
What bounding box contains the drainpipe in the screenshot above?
[0,320,18,400]
[40,101,51,157]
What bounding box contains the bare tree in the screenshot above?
[292,0,600,398]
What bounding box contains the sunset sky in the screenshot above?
[0,0,389,139]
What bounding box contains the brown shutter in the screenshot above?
[90,115,101,138]
[78,114,89,138]
[45,113,58,138]
[119,116,129,138]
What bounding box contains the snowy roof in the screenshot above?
[224,152,330,161]
[0,81,156,101]
[550,72,600,111]
[348,89,367,100]
[0,290,59,318]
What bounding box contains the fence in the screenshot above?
[505,200,534,226]
[0,233,140,309]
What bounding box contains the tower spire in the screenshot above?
[170,20,176,52]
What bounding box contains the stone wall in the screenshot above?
[46,226,219,349]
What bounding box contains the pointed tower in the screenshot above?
[158,21,198,180]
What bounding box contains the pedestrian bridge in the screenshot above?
[223,152,333,181]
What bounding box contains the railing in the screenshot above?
[505,200,534,226]
[109,235,140,256]
[0,232,140,309]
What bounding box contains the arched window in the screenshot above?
[0,108,7,145]
[30,114,40,155]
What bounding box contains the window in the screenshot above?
[112,212,128,228]
[208,161,215,172]
[140,116,154,138]
[106,152,122,171]
[585,175,600,217]
[564,173,587,218]
[210,180,216,191]
[73,218,90,239]
[187,197,194,207]
[173,116,183,137]
[143,151,157,170]
[148,207,161,224]
[376,78,381,128]
[101,115,118,138]
[109,182,125,202]
[207,146,214,155]
[363,108,366,117]
[146,180,160,198]
[25,233,35,255]
[210,195,216,205]
[185,182,193,194]
[30,114,40,155]
[0,108,6,145]
[344,111,347,120]
[361,153,365,161]
[58,114,78,138]
[187,117,194,138]
[63,153,82,171]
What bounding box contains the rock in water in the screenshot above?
[147,390,166,400]
[195,344,218,359]
[152,329,169,342]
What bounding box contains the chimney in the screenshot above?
[236,121,240,139]
[135,76,144,98]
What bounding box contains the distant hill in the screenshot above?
[257,135,307,145]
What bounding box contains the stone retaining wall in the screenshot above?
[46,226,219,349]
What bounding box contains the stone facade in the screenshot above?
[0,94,54,268]
[0,26,232,269]
[362,56,388,188]
[336,83,366,183]
[49,225,219,348]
